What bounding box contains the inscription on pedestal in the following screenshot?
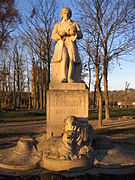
[56,109,79,115]
[47,84,88,139]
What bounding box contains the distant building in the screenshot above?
[109,90,135,108]
[132,102,135,106]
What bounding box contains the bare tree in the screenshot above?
[87,37,103,127]
[19,0,57,109]
[10,39,26,110]
[21,0,57,87]
[125,81,130,108]
[76,1,103,126]
[0,0,20,50]
[26,56,31,109]
[77,0,134,121]
[0,59,8,109]
[13,45,16,110]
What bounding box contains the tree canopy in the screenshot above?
[0,0,20,50]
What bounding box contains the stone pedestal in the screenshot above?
[46,83,88,139]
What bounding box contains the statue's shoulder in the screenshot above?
[56,21,61,25]
[70,19,79,26]
[70,19,75,24]
[54,22,61,28]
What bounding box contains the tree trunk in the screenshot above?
[33,65,37,109]
[8,57,11,108]
[28,93,31,109]
[43,62,47,109]
[13,66,16,111]
[93,82,97,108]
[16,48,21,109]
[39,85,43,109]
[33,78,36,109]
[36,67,40,109]
[45,64,48,110]
[96,64,102,127]
[40,63,43,109]
[47,51,50,89]
[88,59,91,108]
[103,60,110,120]
[27,71,31,109]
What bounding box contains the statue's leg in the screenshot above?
[66,43,75,83]
[61,46,68,82]
[68,60,74,83]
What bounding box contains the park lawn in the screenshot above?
[95,127,135,136]
[0,109,46,122]
[88,107,135,120]
[0,107,135,122]
[110,107,135,119]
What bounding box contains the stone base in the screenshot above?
[40,157,94,172]
[47,83,88,139]
[0,137,40,171]
[0,135,135,172]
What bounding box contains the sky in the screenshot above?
[108,57,135,90]
[16,0,135,91]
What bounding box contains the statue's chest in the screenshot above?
[59,22,75,32]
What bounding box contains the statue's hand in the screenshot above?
[66,26,76,36]
[58,30,66,37]
[69,28,76,36]
[70,34,77,42]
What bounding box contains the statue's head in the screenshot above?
[61,7,72,20]
[64,116,76,131]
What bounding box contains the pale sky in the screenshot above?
[108,56,135,90]
[16,0,135,91]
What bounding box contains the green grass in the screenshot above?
[0,107,135,122]
[89,107,135,120]
[95,127,135,136]
[0,132,39,138]
[110,108,135,119]
[0,109,46,122]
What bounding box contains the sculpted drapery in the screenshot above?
[51,7,83,83]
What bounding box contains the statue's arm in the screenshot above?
[51,23,61,41]
[75,23,83,39]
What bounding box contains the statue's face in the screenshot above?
[65,119,74,131]
[62,9,70,20]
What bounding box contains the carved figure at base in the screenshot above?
[51,7,83,83]
[40,116,94,160]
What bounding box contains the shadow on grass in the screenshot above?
[0,109,46,119]
[24,111,46,117]
[89,107,135,121]
[95,127,135,136]
[0,132,40,139]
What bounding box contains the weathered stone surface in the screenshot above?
[49,82,86,90]
[41,116,94,159]
[51,7,83,83]
[47,83,88,139]
[38,116,94,171]
[40,157,93,172]
[0,116,95,172]
[51,62,82,83]
[0,137,40,170]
